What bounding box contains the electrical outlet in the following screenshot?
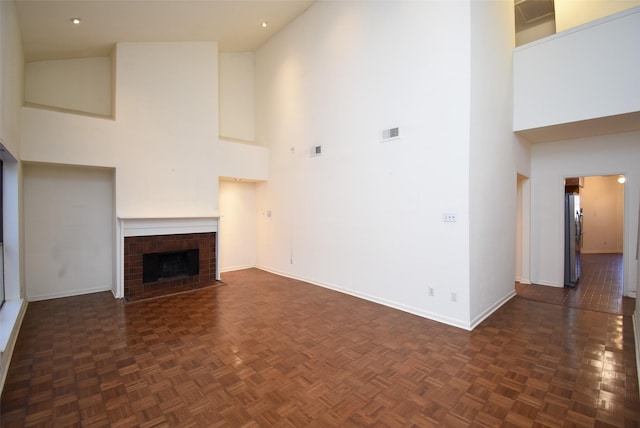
[428,287,434,297]
[450,292,457,302]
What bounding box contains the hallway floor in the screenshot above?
[516,253,635,316]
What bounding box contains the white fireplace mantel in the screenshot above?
[120,217,219,237]
[114,217,220,298]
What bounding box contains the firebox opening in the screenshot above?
[143,249,199,284]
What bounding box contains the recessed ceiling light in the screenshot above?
[70,17,81,25]
[261,21,268,28]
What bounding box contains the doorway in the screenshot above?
[580,175,624,258]
[517,173,631,315]
[516,174,531,284]
[574,175,625,311]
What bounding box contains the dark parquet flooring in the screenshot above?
[2,268,639,426]
[517,253,635,316]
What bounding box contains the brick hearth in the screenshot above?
[124,232,217,300]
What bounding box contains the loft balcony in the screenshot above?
[513,7,640,142]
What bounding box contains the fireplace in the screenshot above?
[122,229,218,301]
[143,248,199,283]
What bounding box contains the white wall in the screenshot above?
[0,0,24,300]
[469,0,527,326]
[581,175,624,254]
[22,42,221,218]
[219,53,255,142]
[513,8,640,132]
[23,164,114,301]
[530,131,640,297]
[25,57,112,116]
[516,175,532,284]
[255,1,475,328]
[20,41,270,301]
[0,0,26,394]
[217,139,268,181]
[0,0,23,157]
[514,0,640,48]
[219,180,257,272]
[114,42,219,218]
[555,0,640,32]
[516,19,556,47]
[21,107,117,167]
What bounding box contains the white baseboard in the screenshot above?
[27,285,112,302]
[220,265,255,273]
[255,265,472,330]
[470,290,516,330]
[531,280,563,288]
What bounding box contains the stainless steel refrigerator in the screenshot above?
[564,193,582,287]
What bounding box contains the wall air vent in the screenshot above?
[381,127,400,142]
[310,145,322,157]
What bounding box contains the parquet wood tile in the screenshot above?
[2,268,639,427]
[517,253,635,316]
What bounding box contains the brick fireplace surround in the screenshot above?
[119,218,220,301]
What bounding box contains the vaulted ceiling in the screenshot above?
[15,0,315,62]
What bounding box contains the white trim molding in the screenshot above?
[0,299,28,395]
[120,217,219,237]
